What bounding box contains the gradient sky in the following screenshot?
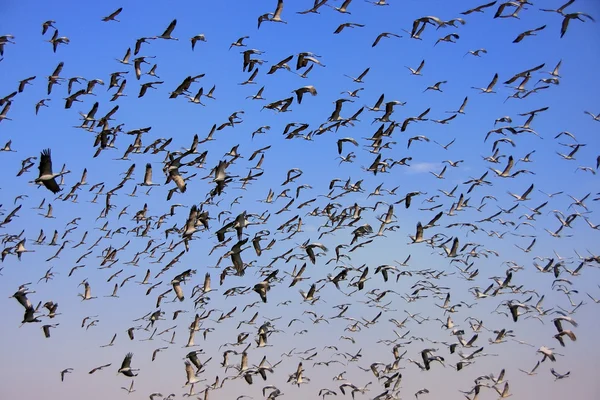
[1,0,600,399]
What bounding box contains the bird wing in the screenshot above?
[560,16,571,38]
[522,184,534,199]
[358,68,370,80]
[274,0,284,19]
[170,169,187,192]
[162,19,177,36]
[185,361,195,380]
[120,352,133,369]
[43,178,61,194]
[487,73,499,90]
[173,282,184,301]
[52,62,64,77]
[39,149,54,177]
[144,163,153,184]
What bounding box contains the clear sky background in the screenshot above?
[1,0,600,399]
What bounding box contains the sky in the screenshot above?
[1,0,600,399]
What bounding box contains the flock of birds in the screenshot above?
[1,1,599,399]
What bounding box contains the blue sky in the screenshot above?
[1,0,600,399]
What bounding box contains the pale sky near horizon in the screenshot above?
[1,1,600,399]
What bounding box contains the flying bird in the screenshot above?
[102,7,123,22]
[34,149,69,194]
[118,353,138,377]
[156,19,178,40]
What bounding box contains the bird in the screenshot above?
[78,281,96,301]
[0,100,12,123]
[18,76,36,92]
[156,19,178,40]
[561,12,595,38]
[435,33,459,46]
[184,361,201,385]
[519,361,540,375]
[253,281,271,303]
[540,0,575,15]
[495,382,511,398]
[271,0,286,23]
[344,68,370,83]
[372,32,401,47]
[447,97,468,114]
[337,137,359,155]
[60,368,73,382]
[334,22,365,34]
[89,364,111,374]
[508,184,535,201]
[42,324,59,338]
[261,0,287,26]
[102,7,123,22]
[424,81,447,92]
[47,30,70,53]
[406,60,425,75]
[0,140,16,152]
[461,1,497,15]
[191,34,207,50]
[551,368,571,380]
[118,353,138,377]
[42,20,56,35]
[292,86,318,104]
[472,73,498,93]
[329,0,354,14]
[33,149,69,194]
[465,48,488,57]
[230,36,250,50]
[513,25,546,43]
[121,380,136,394]
[584,111,600,121]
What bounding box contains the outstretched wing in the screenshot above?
[44,179,61,194]
[162,19,177,36]
[120,352,133,370]
[144,163,153,184]
[39,149,54,177]
[39,149,61,193]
